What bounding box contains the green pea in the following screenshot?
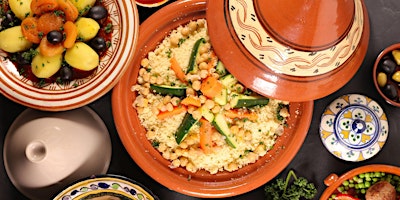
[343,180,349,186]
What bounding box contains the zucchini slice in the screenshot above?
[175,113,198,144]
[215,61,227,76]
[230,93,269,108]
[150,84,187,97]
[220,74,238,90]
[212,113,237,148]
[187,38,206,74]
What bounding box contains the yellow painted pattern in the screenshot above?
[361,134,371,143]
[321,130,332,139]
[357,153,365,161]
[340,130,350,139]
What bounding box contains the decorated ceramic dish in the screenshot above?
[206,0,370,101]
[135,0,169,7]
[3,107,111,200]
[53,175,158,200]
[0,0,139,111]
[112,0,313,198]
[320,94,388,162]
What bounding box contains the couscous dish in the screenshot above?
[131,19,289,174]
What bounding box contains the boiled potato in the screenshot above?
[31,52,62,78]
[75,17,100,41]
[0,26,32,53]
[70,0,96,14]
[9,0,32,20]
[65,42,99,71]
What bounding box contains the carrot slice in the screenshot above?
[39,37,64,57]
[63,21,78,48]
[200,76,223,99]
[199,118,213,154]
[57,0,78,22]
[224,109,258,121]
[21,17,41,44]
[180,96,201,107]
[37,12,64,35]
[157,106,187,120]
[170,57,187,83]
[31,0,59,15]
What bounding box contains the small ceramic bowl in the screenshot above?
[373,43,400,107]
[321,164,400,199]
[0,0,139,111]
[112,0,314,198]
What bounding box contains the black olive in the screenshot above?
[88,5,108,20]
[379,58,397,75]
[16,53,31,65]
[1,12,20,29]
[89,36,107,52]
[60,66,73,81]
[47,31,63,44]
[383,83,398,100]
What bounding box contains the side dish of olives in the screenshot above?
[374,44,400,107]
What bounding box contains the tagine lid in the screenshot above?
[206,0,370,102]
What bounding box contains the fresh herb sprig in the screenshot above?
[265,170,317,200]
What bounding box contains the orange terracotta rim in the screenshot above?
[111,0,314,197]
[320,164,400,199]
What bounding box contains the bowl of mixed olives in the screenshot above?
[373,43,400,107]
[0,0,139,111]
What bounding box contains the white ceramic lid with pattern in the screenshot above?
[320,94,388,162]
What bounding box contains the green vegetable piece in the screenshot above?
[219,73,238,90]
[230,93,269,108]
[187,38,206,74]
[212,113,237,148]
[175,113,198,144]
[215,61,227,76]
[150,84,187,97]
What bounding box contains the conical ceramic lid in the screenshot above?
[3,107,111,200]
[207,0,370,101]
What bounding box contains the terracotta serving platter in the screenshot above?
[0,0,139,111]
[112,0,313,197]
[206,0,370,102]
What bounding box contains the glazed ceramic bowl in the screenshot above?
[321,164,400,199]
[112,0,313,198]
[207,0,370,102]
[3,107,111,200]
[53,174,159,200]
[373,43,400,107]
[0,0,139,111]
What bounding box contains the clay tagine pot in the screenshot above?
[207,0,370,102]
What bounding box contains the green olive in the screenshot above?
[392,71,400,82]
[377,72,387,87]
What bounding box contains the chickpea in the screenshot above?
[179,157,189,167]
[140,58,149,68]
[188,21,197,33]
[199,95,207,104]
[247,152,258,163]
[171,159,181,168]
[197,19,205,28]
[199,70,208,79]
[162,95,172,104]
[227,162,238,172]
[158,143,167,152]
[171,97,181,106]
[142,73,150,82]
[199,62,208,70]
[204,99,215,109]
[141,87,150,96]
[151,107,159,115]
[181,27,190,36]
[139,68,147,76]
[230,125,239,134]
[186,87,195,96]
[199,45,209,54]
[137,76,144,84]
[147,131,155,139]
[254,144,266,154]
[192,80,201,91]
[166,103,174,112]
[192,109,202,120]
[170,35,180,47]
[163,151,171,159]
[149,76,157,84]
[156,76,164,85]
[244,131,253,141]
[211,105,221,113]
